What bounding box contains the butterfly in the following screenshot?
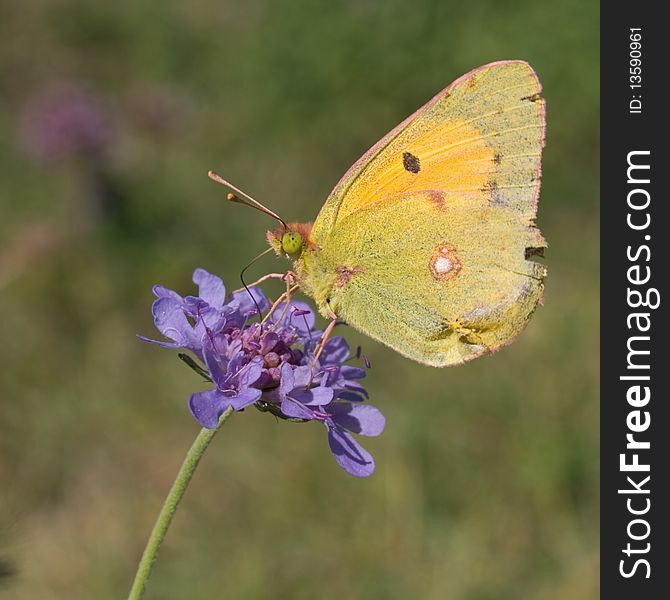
[212,60,546,367]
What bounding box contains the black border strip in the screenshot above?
[601,2,668,597]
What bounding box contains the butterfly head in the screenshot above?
[281,231,303,255]
[267,222,314,258]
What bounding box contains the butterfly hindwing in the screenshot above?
[306,191,545,366]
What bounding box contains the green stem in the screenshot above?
[127,407,234,600]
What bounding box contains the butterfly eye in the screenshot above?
[281,232,303,256]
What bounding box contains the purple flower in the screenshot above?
[141,268,385,477]
[139,269,269,357]
[279,363,384,477]
[20,83,113,163]
[319,337,369,403]
[189,352,264,428]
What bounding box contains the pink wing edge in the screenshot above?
[324,60,546,219]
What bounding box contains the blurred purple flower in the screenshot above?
[20,83,113,163]
[141,268,384,477]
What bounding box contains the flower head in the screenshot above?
[20,83,114,163]
[141,269,384,477]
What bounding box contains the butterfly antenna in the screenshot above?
[208,171,288,228]
[240,247,275,321]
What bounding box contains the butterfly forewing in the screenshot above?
[311,60,544,243]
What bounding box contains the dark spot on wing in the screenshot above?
[402,151,421,174]
[525,246,545,260]
[482,180,503,204]
[426,190,447,210]
[493,152,502,165]
[521,93,542,103]
[335,265,365,289]
[481,180,498,194]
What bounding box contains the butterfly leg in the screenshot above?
[311,315,338,365]
[232,272,287,293]
[262,282,300,328]
[262,270,300,331]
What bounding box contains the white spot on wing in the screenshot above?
[434,256,453,274]
[430,243,462,281]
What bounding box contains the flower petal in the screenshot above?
[291,365,313,389]
[319,336,350,365]
[151,297,199,350]
[339,365,366,380]
[192,268,226,310]
[280,397,315,420]
[260,332,279,354]
[342,380,369,398]
[287,301,315,333]
[137,334,182,349]
[278,363,295,398]
[291,385,334,406]
[231,286,270,317]
[228,387,262,410]
[202,334,228,387]
[271,301,315,335]
[336,390,367,403]
[188,389,231,428]
[237,356,264,388]
[329,403,385,436]
[327,424,375,477]
[184,296,226,332]
[152,285,182,301]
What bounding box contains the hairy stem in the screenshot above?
[127,407,234,600]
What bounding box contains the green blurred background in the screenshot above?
[0,1,599,598]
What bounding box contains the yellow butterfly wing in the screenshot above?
[300,191,545,365]
[297,60,546,366]
[311,60,545,244]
